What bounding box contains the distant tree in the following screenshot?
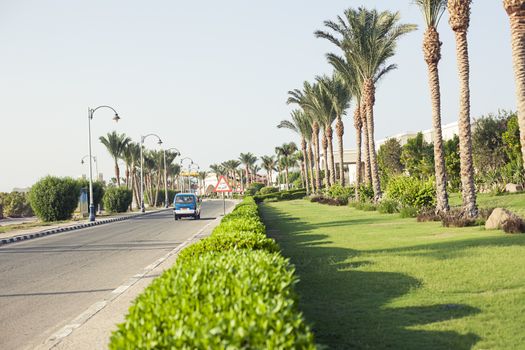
[502,111,523,165]
[444,135,461,192]
[472,114,508,172]
[401,133,434,179]
[99,131,131,186]
[378,138,403,183]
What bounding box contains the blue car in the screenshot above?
[173,193,201,220]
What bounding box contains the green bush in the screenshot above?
[358,184,374,203]
[399,205,418,218]
[259,186,279,195]
[103,186,132,213]
[386,175,436,209]
[253,189,306,203]
[246,182,266,196]
[156,189,178,207]
[29,176,80,222]
[377,199,400,214]
[325,183,352,205]
[110,250,315,350]
[76,179,105,209]
[2,192,33,217]
[354,201,377,211]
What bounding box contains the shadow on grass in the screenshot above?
[260,204,481,350]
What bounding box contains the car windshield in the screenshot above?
[175,195,194,204]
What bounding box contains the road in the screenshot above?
[0,199,234,350]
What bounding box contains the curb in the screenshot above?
[0,209,172,247]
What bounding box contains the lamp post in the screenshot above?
[87,106,120,222]
[81,155,98,181]
[189,163,200,194]
[180,157,193,192]
[163,147,181,208]
[140,133,163,213]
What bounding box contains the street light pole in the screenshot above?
[180,157,193,193]
[140,133,163,213]
[87,106,120,222]
[163,147,181,208]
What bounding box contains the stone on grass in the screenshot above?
[485,208,524,233]
[505,183,523,193]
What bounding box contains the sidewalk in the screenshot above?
[41,215,227,350]
[0,208,170,245]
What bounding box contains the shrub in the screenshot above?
[326,183,352,205]
[259,186,279,195]
[386,175,436,209]
[29,176,80,222]
[355,201,377,211]
[501,216,525,234]
[358,185,374,203]
[2,192,33,217]
[416,207,441,222]
[156,189,178,207]
[76,179,105,209]
[110,250,315,349]
[246,182,266,196]
[377,199,399,214]
[399,205,418,218]
[212,216,266,236]
[103,186,132,213]
[441,208,476,227]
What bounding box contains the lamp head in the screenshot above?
[113,113,120,122]
[81,160,84,165]
[158,139,163,145]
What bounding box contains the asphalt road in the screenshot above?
[0,199,234,350]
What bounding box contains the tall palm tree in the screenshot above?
[221,160,240,190]
[123,142,141,209]
[293,151,307,189]
[288,83,322,192]
[316,7,416,201]
[198,171,207,195]
[448,0,477,217]
[317,73,352,185]
[414,0,450,214]
[503,0,525,169]
[239,152,257,188]
[275,142,298,190]
[261,155,277,186]
[277,109,313,194]
[99,131,131,187]
[209,164,225,180]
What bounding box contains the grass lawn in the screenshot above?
[449,191,525,217]
[260,199,525,350]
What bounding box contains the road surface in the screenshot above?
[0,199,234,350]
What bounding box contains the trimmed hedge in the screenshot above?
[110,197,315,349]
[29,176,80,222]
[103,186,132,213]
[253,189,306,203]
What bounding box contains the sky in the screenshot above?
[0,0,515,192]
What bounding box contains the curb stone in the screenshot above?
[0,209,172,247]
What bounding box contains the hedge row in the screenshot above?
[253,188,307,203]
[110,197,315,349]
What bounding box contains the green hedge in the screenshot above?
[110,197,315,349]
[103,186,132,213]
[253,189,306,203]
[385,175,436,209]
[29,176,80,222]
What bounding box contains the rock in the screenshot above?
[485,208,521,231]
[505,183,523,193]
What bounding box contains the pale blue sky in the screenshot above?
[0,0,514,191]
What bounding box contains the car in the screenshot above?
[173,193,201,220]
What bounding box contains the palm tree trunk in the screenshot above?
[326,126,336,186]
[453,29,477,217]
[425,27,449,214]
[125,166,130,189]
[505,2,525,169]
[114,160,121,186]
[129,168,135,211]
[336,117,345,186]
[301,138,310,195]
[322,133,330,188]
[285,165,290,190]
[307,141,315,193]
[312,123,321,192]
[354,106,362,201]
[361,101,372,186]
[364,79,382,202]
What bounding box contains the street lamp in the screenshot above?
[140,133,163,213]
[81,155,98,181]
[87,106,120,222]
[163,147,181,208]
[180,157,193,192]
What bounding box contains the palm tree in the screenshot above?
[99,131,131,187]
[503,0,525,170]
[317,74,352,185]
[123,142,141,209]
[239,152,258,189]
[209,164,225,180]
[316,7,416,201]
[448,0,477,217]
[293,151,307,189]
[261,155,277,186]
[288,83,322,192]
[277,109,313,194]
[275,143,298,190]
[414,0,450,214]
[221,160,240,190]
[198,171,207,195]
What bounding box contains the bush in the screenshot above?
[358,184,374,203]
[259,186,279,195]
[246,182,266,196]
[325,183,352,205]
[399,205,418,218]
[110,250,315,349]
[441,208,476,227]
[377,199,400,214]
[416,207,441,222]
[156,189,178,207]
[103,186,132,213]
[354,201,377,211]
[386,175,436,209]
[501,216,525,234]
[2,192,33,217]
[253,189,306,203]
[76,179,105,209]
[29,176,80,222]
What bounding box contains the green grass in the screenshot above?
[260,199,525,350]
[449,191,525,217]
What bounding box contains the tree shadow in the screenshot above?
[261,205,481,350]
